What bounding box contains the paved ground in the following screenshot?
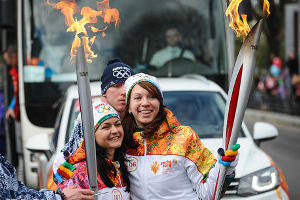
[245,109,300,128]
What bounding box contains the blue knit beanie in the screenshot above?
[100,58,134,95]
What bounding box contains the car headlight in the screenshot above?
[237,166,280,196]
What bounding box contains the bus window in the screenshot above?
[22,0,228,127]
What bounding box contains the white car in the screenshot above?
[26,75,290,199]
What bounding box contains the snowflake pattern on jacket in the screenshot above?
[0,154,55,200]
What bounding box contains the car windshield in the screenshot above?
[66,91,244,141]
[164,91,242,138]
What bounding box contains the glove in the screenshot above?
[53,150,76,184]
[218,144,240,175]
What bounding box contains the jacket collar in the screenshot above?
[152,108,181,138]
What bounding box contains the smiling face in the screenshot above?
[95,117,124,153]
[103,83,126,118]
[128,84,160,128]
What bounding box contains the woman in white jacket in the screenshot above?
[122,73,239,200]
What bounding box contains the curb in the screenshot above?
[245,109,300,128]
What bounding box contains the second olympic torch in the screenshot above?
[75,41,98,193]
[213,19,263,200]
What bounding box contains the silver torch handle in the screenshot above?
[75,40,98,194]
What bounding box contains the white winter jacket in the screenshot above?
[126,109,232,200]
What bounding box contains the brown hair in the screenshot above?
[122,81,167,148]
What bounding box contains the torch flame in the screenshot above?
[263,0,270,18]
[226,0,270,39]
[46,0,120,63]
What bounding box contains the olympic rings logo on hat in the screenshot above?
[112,66,132,79]
[97,105,113,114]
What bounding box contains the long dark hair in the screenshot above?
[122,81,167,148]
[95,138,130,192]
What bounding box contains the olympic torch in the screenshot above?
[75,39,98,194]
[213,19,263,200]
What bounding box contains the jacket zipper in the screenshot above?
[143,132,148,199]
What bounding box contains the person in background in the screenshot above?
[286,52,300,114]
[1,45,19,166]
[0,153,95,200]
[122,73,239,200]
[0,88,5,156]
[149,27,195,68]
[48,58,134,190]
[286,52,298,78]
[57,101,130,200]
[291,73,300,115]
[260,57,282,112]
[0,53,5,156]
[269,56,292,113]
[4,45,19,121]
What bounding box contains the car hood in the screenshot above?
[202,138,272,178]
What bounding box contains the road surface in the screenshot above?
[245,120,300,199]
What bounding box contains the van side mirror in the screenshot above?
[253,122,278,147]
[25,133,52,160]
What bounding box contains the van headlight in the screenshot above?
[237,166,280,196]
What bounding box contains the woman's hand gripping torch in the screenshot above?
[212,19,263,200]
[75,41,98,195]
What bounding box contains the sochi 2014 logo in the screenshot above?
[126,157,137,172]
[112,66,132,79]
[112,189,123,200]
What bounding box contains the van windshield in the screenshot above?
[24,0,227,82]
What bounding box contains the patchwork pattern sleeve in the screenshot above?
[183,128,218,200]
[61,115,84,154]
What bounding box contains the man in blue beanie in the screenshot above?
[100,58,134,119]
[60,58,134,154]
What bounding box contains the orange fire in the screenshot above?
[225,0,270,39]
[46,0,120,63]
